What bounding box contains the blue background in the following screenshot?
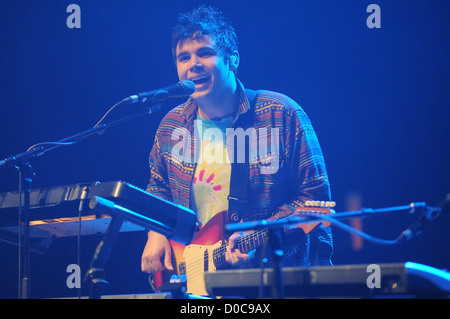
[0,1,449,298]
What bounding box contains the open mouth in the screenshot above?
[190,75,210,85]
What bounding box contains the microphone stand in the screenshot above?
[227,202,438,234]
[16,161,34,299]
[226,202,442,299]
[0,103,162,172]
[84,196,186,299]
[0,102,162,299]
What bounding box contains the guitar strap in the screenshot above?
[227,89,257,224]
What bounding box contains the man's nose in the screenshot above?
[189,60,204,72]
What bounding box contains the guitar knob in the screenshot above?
[230,212,241,223]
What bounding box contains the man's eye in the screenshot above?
[199,51,214,58]
[178,55,189,62]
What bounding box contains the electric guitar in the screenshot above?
[154,201,336,296]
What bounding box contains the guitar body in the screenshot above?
[155,211,227,296]
[153,202,335,296]
[181,241,223,295]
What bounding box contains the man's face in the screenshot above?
[175,35,237,101]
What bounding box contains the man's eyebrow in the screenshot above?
[197,46,217,54]
[177,45,217,58]
[176,51,189,58]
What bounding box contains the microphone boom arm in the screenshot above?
[0,103,162,171]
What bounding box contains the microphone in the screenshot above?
[123,80,196,104]
[396,201,445,243]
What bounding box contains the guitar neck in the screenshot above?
[236,229,269,254]
[212,229,268,269]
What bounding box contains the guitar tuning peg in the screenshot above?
[305,200,336,208]
[323,201,336,208]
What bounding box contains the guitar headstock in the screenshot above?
[304,200,336,208]
[288,201,336,234]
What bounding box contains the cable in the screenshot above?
[93,99,126,128]
[302,214,400,245]
[26,141,76,152]
[24,99,125,154]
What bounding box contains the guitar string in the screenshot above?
[179,229,268,278]
[179,209,329,280]
[179,210,323,275]
[184,210,331,293]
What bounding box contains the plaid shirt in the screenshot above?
[147,80,333,266]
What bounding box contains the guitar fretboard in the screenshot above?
[212,229,269,269]
[176,204,334,276]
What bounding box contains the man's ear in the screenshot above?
[228,51,240,72]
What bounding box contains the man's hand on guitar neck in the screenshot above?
[141,231,174,274]
[225,231,256,266]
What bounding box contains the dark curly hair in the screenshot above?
[171,5,239,67]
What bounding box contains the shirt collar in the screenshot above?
[181,79,251,126]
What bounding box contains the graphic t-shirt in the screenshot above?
[191,115,233,229]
